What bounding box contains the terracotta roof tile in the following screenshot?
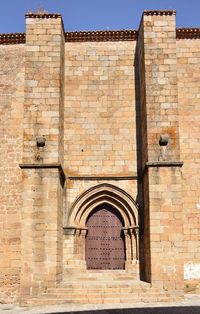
[1,28,200,45]
[143,10,176,16]
[176,28,200,39]
[65,30,138,42]
[0,33,25,44]
[25,13,61,19]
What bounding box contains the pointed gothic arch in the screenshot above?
[68,183,139,229]
[64,184,139,272]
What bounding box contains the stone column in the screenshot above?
[132,226,139,261]
[80,229,87,261]
[123,229,132,261]
[20,13,65,300]
[137,11,184,292]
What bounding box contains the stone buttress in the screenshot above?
[20,13,65,299]
[137,11,184,291]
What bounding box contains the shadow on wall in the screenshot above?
[134,32,151,283]
[49,306,200,314]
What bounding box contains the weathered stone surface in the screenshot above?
[0,10,199,306]
[0,44,25,303]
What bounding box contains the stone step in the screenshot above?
[39,293,141,299]
[22,276,182,307]
[64,269,137,276]
[48,284,154,294]
[24,291,178,306]
[62,278,139,283]
[63,269,139,284]
[25,294,173,306]
[60,280,150,287]
[43,292,161,300]
[64,269,137,273]
[43,290,166,300]
[47,288,151,294]
[67,276,138,282]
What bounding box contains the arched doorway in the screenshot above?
[85,203,125,270]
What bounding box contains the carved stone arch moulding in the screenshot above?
[64,184,140,272]
[68,183,139,229]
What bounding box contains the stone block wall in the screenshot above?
[148,166,183,291]
[64,41,137,175]
[0,45,25,302]
[0,9,200,304]
[137,11,184,290]
[20,168,63,297]
[20,14,65,301]
[23,14,64,164]
[141,11,180,162]
[177,39,200,290]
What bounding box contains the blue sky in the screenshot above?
[0,0,199,33]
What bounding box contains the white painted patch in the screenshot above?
[184,262,200,279]
[196,203,200,210]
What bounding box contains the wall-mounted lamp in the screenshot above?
[159,134,169,146]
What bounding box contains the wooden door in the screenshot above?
[85,204,125,270]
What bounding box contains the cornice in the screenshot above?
[0,33,25,45]
[19,163,62,169]
[25,13,61,19]
[1,27,200,45]
[19,163,65,185]
[176,28,200,39]
[67,175,137,180]
[145,161,184,168]
[65,30,138,42]
[143,10,176,16]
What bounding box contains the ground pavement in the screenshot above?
[0,294,200,314]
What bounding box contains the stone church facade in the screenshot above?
[0,10,200,305]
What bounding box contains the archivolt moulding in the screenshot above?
[67,183,139,228]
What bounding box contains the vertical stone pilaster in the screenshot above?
[20,13,65,301]
[138,11,184,292]
[23,13,64,164]
[143,10,180,161]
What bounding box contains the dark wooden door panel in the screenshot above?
[86,204,125,270]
